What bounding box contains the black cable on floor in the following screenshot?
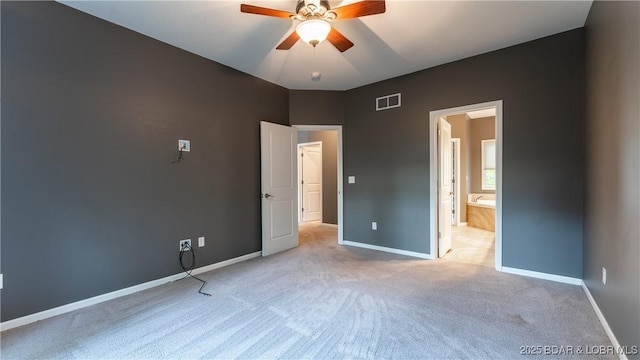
[179,242,212,297]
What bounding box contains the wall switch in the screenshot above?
[198,236,205,247]
[0,274,3,290]
[178,139,191,152]
[602,267,607,285]
[179,239,191,251]
[372,222,377,230]
[348,176,356,184]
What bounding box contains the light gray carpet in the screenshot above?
[1,222,613,359]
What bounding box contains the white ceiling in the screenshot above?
[59,0,593,91]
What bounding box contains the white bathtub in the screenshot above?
[468,199,496,208]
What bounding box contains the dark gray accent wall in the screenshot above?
[1,1,289,322]
[289,90,346,126]
[343,29,585,277]
[469,116,496,194]
[298,131,339,225]
[584,0,640,352]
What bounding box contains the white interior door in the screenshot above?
[261,121,298,256]
[438,117,453,257]
[301,144,322,222]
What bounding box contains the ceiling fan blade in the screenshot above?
[332,0,386,20]
[327,28,354,52]
[240,4,295,18]
[276,31,300,50]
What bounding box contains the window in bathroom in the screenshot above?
[482,139,496,190]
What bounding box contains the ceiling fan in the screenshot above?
[240,0,386,52]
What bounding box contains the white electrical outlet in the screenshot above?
[179,239,191,251]
[602,267,607,285]
[372,222,377,230]
[178,139,191,152]
[198,236,205,247]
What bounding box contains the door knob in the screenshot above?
[264,193,275,198]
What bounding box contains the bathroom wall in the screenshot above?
[447,114,469,223]
[469,116,496,194]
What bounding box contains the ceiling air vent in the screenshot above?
[376,93,401,111]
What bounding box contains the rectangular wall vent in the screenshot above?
[376,93,401,111]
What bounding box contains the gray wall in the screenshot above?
[289,90,345,126]
[447,114,469,223]
[1,1,289,321]
[297,131,338,225]
[342,29,585,277]
[584,0,640,352]
[469,116,496,194]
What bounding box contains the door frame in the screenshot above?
[437,117,453,258]
[292,125,344,245]
[428,100,503,271]
[297,141,323,224]
[451,138,461,226]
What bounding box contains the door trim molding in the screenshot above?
[428,100,503,271]
[451,138,461,226]
[292,125,344,245]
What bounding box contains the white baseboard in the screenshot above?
[501,266,582,285]
[321,223,338,228]
[457,222,468,227]
[581,282,628,360]
[343,240,433,259]
[189,251,261,276]
[0,251,261,332]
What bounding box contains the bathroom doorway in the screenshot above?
[293,125,344,245]
[429,101,503,271]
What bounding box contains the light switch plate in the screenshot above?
[372,222,377,230]
[0,273,3,290]
[198,236,205,247]
[178,139,191,152]
[348,176,356,184]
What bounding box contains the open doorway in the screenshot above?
[293,125,344,245]
[297,141,323,224]
[429,101,503,271]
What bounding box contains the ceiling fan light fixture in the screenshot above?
[296,19,331,47]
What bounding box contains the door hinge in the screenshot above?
[302,208,304,212]
[438,231,441,239]
[301,153,304,157]
[301,180,304,184]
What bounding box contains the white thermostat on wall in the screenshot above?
[178,139,191,152]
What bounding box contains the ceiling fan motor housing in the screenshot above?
[296,0,335,20]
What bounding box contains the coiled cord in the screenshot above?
[179,242,212,297]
